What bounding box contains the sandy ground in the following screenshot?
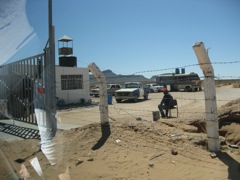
[0,85,240,180]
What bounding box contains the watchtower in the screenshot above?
[58,35,77,67]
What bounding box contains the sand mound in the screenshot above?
[218,98,240,146]
[1,118,240,179]
[1,97,240,179]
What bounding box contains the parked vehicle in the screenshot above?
[107,84,121,95]
[156,71,202,92]
[90,87,100,97]
[145,83,164,93]
[114,82,149,103]
[90,84,121,97]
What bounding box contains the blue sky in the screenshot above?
[2,0,240,79]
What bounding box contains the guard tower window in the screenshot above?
[61,75,83,90]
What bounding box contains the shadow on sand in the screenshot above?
[217,151,240,180]
[91,123,111,150]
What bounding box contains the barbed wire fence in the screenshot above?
[56,60,240,127]
[132,60,240,77]
[1,60,239,176]
[1,60,239,128]
[51,61,240,175]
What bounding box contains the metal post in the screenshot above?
[34,0,57,165]
[88,63,109,124]
[46,0,56,125]
[192,42,220,152]
[42,0,56,133]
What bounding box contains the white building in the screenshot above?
[55,66,90,105]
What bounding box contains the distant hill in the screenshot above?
[90,69,153,85]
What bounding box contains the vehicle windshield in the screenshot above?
[122,83,139,88]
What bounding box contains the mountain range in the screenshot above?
[90,69,155,84]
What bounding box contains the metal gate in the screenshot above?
[0,53,45,124]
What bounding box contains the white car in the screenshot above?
[90,84,121,97]
[90,87,100,97]
[145,83,164,93]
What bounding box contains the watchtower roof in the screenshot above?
[58,35,73,42]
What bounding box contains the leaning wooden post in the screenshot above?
[192,42,220,152]
[88,63,109,124]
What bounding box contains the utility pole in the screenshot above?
[193,42,220,152]
[34,0,57,165]
[44,0,57,130]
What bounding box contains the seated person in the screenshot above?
[158,88,173,118]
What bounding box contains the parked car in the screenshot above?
[107,84,121,95]
[145,83,164,93]
[90,84,121,97]
[90,87,100,97]
[115,82,149,103]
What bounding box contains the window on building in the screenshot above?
[61,75,83,90]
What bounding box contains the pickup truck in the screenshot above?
[90,84,121,97]
[145,83,164,93]
[114,82,149,103]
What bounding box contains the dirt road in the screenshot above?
[57,85,240,127]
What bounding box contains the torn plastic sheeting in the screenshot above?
[35,108,57,165]
[41,142,57,166]
[29,157,43,178]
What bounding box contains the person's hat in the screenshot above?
[162,88,168,93]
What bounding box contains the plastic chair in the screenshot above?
[168,99,178,117]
